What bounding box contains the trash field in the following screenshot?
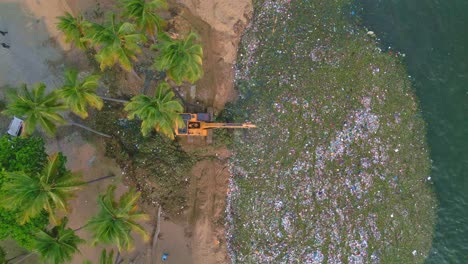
[226,0,436,263]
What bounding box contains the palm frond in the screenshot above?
[89,13,145,72]
[56,12,91,49]
[34,217,84,264]
[3,83,66,136]
[152,32,203,84]
[120,0,167,38]
[58,69,103,119]
[0,153,83,224]
[86,185,148,251]
[124,82,184,139]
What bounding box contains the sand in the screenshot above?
[175,0,252,111]
[0,0,252,263]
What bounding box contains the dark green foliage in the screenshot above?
[99,249,114,264]
[0,246,6,264]
[83,249,114,264]
[2,83,67,136]
[0,153,82,224]
[0,100,5,112]
[0,135,49,249]
[0,136,47,174]
[0,210,49,250]
[34,218,84,264]
[93,103,194,216]
[152,32,203,84]
[87,186,148,251]
[124,82,184,139]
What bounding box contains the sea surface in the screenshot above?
[360,0,468,263]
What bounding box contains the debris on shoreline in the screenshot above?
[226,0,436,263]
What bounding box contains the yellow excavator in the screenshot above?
[175,108,256,143]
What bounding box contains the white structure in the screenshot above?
[7,117,23,136]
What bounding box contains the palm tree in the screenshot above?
[86,185,149,252]
[98,249,114,264]
[124,82,184,139]
[34,218,84,264]
[0,153,83,224]
[56,12,91,49]
[86,13,146,72]
[2,83,67,136]
[58,69,103,119]
[120,0,167,40]
[3,82,111,138]
[83,250,115,264]
[152,32,203,84]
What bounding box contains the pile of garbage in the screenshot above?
[226,0,435,263]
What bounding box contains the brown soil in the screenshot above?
[185,146,232,263]
[163,1,252,262]
[170,0,252,112]
[0,0,252,262]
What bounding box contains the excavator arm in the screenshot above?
[201,123,257,129]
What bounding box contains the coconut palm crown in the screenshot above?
[86,13,146,72]
[86,185,149,251]
[34,217,84,264]
[152,32,203,84]
[120,0,167,38]
[58,69,103,119]
[56,12,91,49]
[0,153,83,224]
[124,82,184,139]
[3,83,67,136]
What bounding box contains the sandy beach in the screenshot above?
[0,0,252,263]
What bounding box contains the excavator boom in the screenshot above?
[175,113,256,138]
[202,123,257,129]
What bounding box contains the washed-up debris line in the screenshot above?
[226,0,436,263]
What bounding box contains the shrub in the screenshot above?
[0,135,50,249]
[0,136,47,174]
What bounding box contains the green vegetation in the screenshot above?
[3,81,111,138]
[3,83,66,136]
[0,133,150,260]
[0,135,47,173]
[98,249,115,264]
[34,218,84,264]
[0,153,83,224]
[0,136,50,249]
[83,250,115,264]
[125,82,184,139]
[0,0,205,261]
[56,12,91,50]
[120,0,167,39]
[227,0,436,263]
[86,14,146,72]
[93,102,194,216]
[152,32,203,84]
[86,185,149,251]
[0,246,5,264]
[58,69,103,119]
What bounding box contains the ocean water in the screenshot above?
[360,0,468,263]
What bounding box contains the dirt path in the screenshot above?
[188,151,232,263]
[46,132,124,263]
[172,0,252,112]
[0,0,252,263]
[156,1,252,263]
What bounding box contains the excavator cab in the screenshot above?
[176,113,212,136]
